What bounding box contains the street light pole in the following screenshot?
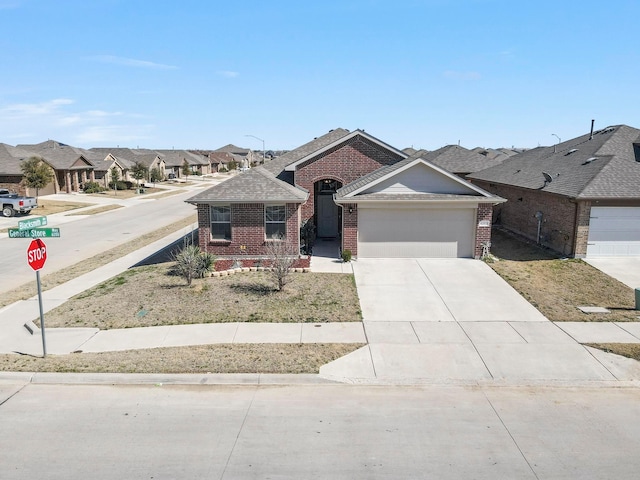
[245,134,265,164]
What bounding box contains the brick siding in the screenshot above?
[296,136,404,222]
[471,181,580,256]
[342,203,358,256]
[199,202,304,261]
[474,203,494,258]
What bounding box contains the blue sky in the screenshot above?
[1,0,638,151]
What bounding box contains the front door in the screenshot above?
[317,194,339,237]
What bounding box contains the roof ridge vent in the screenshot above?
[600,126,615,134]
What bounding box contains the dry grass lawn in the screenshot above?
[488,229,637,322]
[42,267,362,329]
[0,344,363,374]
[88,187,163,199]
[586,343,640,362]
[35,199,94,215]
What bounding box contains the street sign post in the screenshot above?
[18,216,48,230]
[8,228,60,239]
[26,239,48,357]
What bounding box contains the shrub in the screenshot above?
[108,180,129,191]
[82,182,104,193]
[170,244,216,286]
[341,249,352,263]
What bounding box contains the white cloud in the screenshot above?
[0,99,153,147]
[443,70,482,80]
[217,70,239,78]
[87,55,178,70]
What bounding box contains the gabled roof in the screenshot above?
[335,156,504,204]
[214,144,252,155]
[282,129,408,172]
[155,149,208,167]
[0,143,42,175]
[262,128,352,176]
[414,145,505,174]
[468,125,640,199]
[16,141,94,170]
[186,167,308,204]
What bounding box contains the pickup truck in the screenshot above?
[0,188,38,217]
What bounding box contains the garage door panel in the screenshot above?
[358,208,474,258]
[587,207,640,257]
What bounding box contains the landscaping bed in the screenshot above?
[488,229,637,322]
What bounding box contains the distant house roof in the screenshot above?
[0,143,42,175]
[155,149,208,167]
[468,125,640,200]
[209,151,235,165]
[186,167,308,204]
[16,140,94,170]
[413,145,506,175]
[214,144,252,155]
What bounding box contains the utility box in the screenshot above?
[636,288,640,311]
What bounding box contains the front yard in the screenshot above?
[42,267,363,329]
[488,229,637,322]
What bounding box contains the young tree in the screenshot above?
[20,156,53,197]
[149,167,163,184]
[265,233,298,291]
[131,161,148,190]
[109,168,120,195]
[181,159,191,181]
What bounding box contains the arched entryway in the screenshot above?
[314,179,342,238]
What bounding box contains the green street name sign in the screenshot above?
[8,228,60,239]
[17,216,48,230]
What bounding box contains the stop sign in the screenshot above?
[27,239,47,271]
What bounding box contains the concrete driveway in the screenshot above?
[354,258,547,323]
[320,258,636,383]
[584,257,640,290]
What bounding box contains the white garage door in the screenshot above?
[357,207,475,258]
[587,207,640,257]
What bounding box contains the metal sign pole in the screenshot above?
[36,270,47,358]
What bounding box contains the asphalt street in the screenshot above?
[1,380,639,479]
[0,185,207,293]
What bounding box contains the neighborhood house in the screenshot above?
[469,124,640,257]
[186,128,505,269]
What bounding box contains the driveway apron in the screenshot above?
[320,258,624,384]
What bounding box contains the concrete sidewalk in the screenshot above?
[2,233,640,385]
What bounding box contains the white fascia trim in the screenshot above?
[334,197,498,206]
[284,130,408,171]
[342,157,497,199]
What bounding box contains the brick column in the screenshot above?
[573,201,591,258]
[474,203,493,258]
[342,204,358,256]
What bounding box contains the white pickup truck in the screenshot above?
[0,188,38,217]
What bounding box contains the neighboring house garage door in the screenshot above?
[357,207,475,258]
[587,207,640,257]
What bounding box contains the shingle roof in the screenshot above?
[335,156,501,202]
[155,149,208,167]
[186,167,308,204]
[417,145,505,174]
[16,141,93,170]
[262,128,351,176]
[468,125,640,199]
[0,143,40,175]
[214,144,251,155]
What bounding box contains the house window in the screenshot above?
[265,205,286,239]
[210,205,231,240]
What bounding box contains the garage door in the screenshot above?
[587,207,640,257]
[357,207,475,258]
